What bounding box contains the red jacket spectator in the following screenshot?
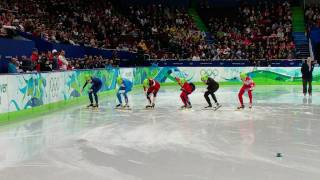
[31,49,40,71]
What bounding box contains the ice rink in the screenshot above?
[0,85,319,180]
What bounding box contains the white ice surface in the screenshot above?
[0,85,319,180]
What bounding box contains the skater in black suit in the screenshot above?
[301,57,314,96]
[201,76,220,108]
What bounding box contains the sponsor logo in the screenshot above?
[0,84,7,105]
[49,77,59,98]
[200,69,218,78]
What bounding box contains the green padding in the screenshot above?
[0,90,115,124]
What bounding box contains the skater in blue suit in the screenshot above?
[116,77,133,108]
[82,75,103,108]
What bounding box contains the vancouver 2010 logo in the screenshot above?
[0,84,8,105]
[49,77,59,98]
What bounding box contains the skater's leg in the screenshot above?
[93,92,98,105]
[151,94,156,104]
[88,90,94,105]
[211,87,219,104]
[248,90,253,104]
[211,92,218,104]
[308,79,312,95]
[204,91,212,106]
[187,95,192,107]
[152,89,159,105]
[238,86,245,107]
[146,92,152,104]
[303,78,307,95]
[117,91,122,104]
[180,92,187,106]
[124,92,128,104]
[185,92,191,108]
[91,86,99,105]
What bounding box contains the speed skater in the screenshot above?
[82,75,103,108]
[116,77,133,108]
[176,77,196,109]
[237,72,255,109]
[143,78,161,108]
[201,75,220,108]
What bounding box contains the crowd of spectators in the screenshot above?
[126,4,208,59]
[305,5,320,30]
[1,0,299,61]
[0,1,210,59]
[207,0,295,60]
[0,48,119,73]
[0,0,143,50]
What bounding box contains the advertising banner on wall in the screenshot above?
[135,67,320,84]
[7,73,48,112]
[119,68,134,82]
[1,67,319,115]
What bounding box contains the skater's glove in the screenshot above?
[175,77,181,85]
[181,88,187,92]
[249,85,255,91]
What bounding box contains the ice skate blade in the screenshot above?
[115,107,132,111]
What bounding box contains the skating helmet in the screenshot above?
[240,72,247,79]
[85,75,91,81]
[117,77,123,85]
[143,79,149,87]
[201,75,208,82]
[180,78,186,84]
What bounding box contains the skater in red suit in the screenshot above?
[143,78,161,108]
[176,77,195,109]
[238,73,255,109]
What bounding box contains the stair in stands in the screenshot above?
[188,0,214,44]
[292,6,310,59]
[188,8,208,32]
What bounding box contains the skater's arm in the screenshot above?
[243,78,253,86]
[82,82,88,92]
[150,80,155,87]
[175,77,183,87]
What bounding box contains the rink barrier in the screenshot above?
[0,67,319,122]
[0,90,116,123]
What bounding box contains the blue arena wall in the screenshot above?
[0,38,35,58]
[0,37,136,60]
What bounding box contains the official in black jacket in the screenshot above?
[201,76,220,108]
[301,57,314,96]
